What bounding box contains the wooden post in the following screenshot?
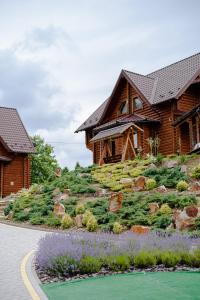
[188,119,193,150]
[1,163,3,198]
[196,116,200,143]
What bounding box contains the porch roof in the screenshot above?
[0,155,12,162]
[173,104,200,126]
[90,123,135,143]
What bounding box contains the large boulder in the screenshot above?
[172,205,200,230]
[130,225,151,234]
[53,202,65,217]
[163,159,178,169]
[120,178,133,187]
[109,192,123,213]
[149,203,159,214]
[133,176,146,191]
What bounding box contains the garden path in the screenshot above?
[0,223,47,300]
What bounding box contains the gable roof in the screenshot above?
[0,107,35,153]
[76,52,200,132]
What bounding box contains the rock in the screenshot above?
[185,205,199,217]
[53,192,69,203]
[7,211,13,220]
[55,168,62,177]
[52,188,60,197]
[133,176,146,191]
[74,214,83,228]
[24,208,31,213]
[148,163,157,169]
[180,165,187,173]
[173,209,196,230]
[189,181,200,192]
[120,178,133,187]
[149,203,159,214]
[109,192,123,213]
[53,202,65,217]
[130,225,150,234]
[95,188,108,197]
[157,185,167,193]
[163,159,178,169]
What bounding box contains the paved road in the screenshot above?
[0,223,47,300]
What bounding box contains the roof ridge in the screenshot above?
[0,106,17,110]
[123,69,154,80]
[147,52,200,76]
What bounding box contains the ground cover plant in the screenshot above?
[36,231,200,280]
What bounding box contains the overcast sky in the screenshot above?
[0,0,200,168]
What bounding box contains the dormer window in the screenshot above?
[132,97,143,111]
[119,101,128,115]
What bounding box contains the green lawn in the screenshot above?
[42,272,200,300]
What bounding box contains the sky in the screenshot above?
[0,0,200,169]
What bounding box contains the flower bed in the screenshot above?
[35,231,200,282]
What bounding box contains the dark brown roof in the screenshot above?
[0,107,35,153]
[173,104,200,126]
[0,155,12,162]
[90,123,134,143]
[76,52,200,132]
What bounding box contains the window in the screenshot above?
[132,97,143,111]
[119,101,128,114]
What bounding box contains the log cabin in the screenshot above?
[0,107,35,196]
[76,53,200,165]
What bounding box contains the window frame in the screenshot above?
[119,100,128,115]
[132,97,143,111]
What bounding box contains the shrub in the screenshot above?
[159,252,180,267]
[107,255,130,271]
[61,214,73,229]
[82,210,93,226]
[146,178,156,190]
[45,214,61,227]
[192,165,200,179]
[113,222,123,234]
[154,215,172,229]
[86,216,98,232]
[176,180,189,192]
[192,250,200,267]
[159,204,172,215]
[30,214,45,225]
[79,256,102,274]
[13,211,30,222]
[156,153,164,164]
[134,251,156,268]
[180,252,193,266]
[75,203,85,215]
[195,217,200,230]
[50,255,78,276]
[4,202,13,216]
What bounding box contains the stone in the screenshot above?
[189,181,200,192]
[53,202,65,217]
[52,188,60,197]
[133,176,146,191]
[163,159,178,169]
[74,214,83,228]
[185,205,199,217]
[95,188,108,197]
[109,192,123,213]
[7,211,13,220]
[130,225,150,234]
[53,192,69,203]
[180,165,187,173]
[120,178,133,187]
[173,209,196,231]
[24,208,31,213]
[149,203,159,214]
[148,163,157,170]
[157,185,167,193]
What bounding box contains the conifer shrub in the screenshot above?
[86,216,98,232]
[61,214,73,229]
[107,255,130,271]
[159,204,172,215]
[146,178,156,190]
[79,256,102,274]
[75,203,85,215]
[192,165,200,179]
[82,210,93,226]
[113,222,123,234]
[159,251,180,267]
[176,180,189,192]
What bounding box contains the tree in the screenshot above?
[31,135,59,184]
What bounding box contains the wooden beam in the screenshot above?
[188,119,193,150]
[121,131,129,162]
[1,163,3,198]
[196,116,200,143]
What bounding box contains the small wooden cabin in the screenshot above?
[0,107,35,196]
[76,53,200,165]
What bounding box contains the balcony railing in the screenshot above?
[103,154,122,164]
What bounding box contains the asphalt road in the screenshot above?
[0,223,47,300]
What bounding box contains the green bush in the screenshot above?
[113,222,123,234]
[176,180,189,192]
[179,252,193,266]
[192,165,200,179]
[159,204,172,215]
[192,250,200,267]
[159,252,180,267]
[4,202,13,216]
[86,216,98,232]
[45,214,61,227]
[13,211,30,222]
[50,255,78,276]
[146,178,156,190]
[75,203,85,215]
[107,255,130,271]
[154,215,172,229]
[134,251,156,268]
[82,210,93,226]
[30,214,45,225]
[79,256,102,274]
[61,214,73,229]
[195,217,200,230]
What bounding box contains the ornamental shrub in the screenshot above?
[113,222,123,234]
[192,165,200,179]
[30,214,45,225]
[159,204,172,215]
[107,255,130,271]
[45,214,61,227]
[61,214,73,229]
[133,251,156,268]
[82,210,93,226]
[86,216,98,232]
[154,215,172,229]
[75,203,85,215]
[192,250,200,267]
[50,255,78,276]
[195,217,200,230]
[159,252,180,267]
[179,252,193,266]
[79,256,102,274]
[176,180,189,192]
[146,178,156,190]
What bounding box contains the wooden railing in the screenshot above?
[104,154,122,164]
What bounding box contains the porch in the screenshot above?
[90,123,144,165]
